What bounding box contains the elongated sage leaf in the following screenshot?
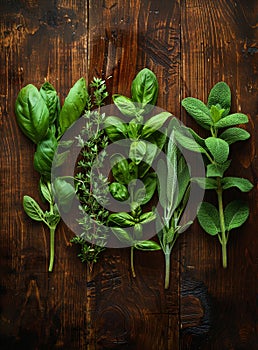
[221,177,253,192]
[197,202,221,235]
[219,127,250,145]
[224,200,250,231]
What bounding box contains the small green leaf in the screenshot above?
[109,182,129,201]
[221,177,253,192]
[39,179,52,203]
[215,113,249,128]
[205,137,229,163]
[129,140,147,164]
[219,127,250,145]
[23,195,45,222]
[182,97,212,130]
[128,120,142,139]
[113,94,137,116]
[108,212,136,226]
[104,116,128,142]
[139,211,156,224]
[111,154,130,184]
[40,81,60,125]
[207,82,231,117]
[191,177,218,190]
[224,200,250,231]
[112,227,133,244]
[206,160,231,178]
[131,68,158,108]
[197,202,221,235]
[53,178,76,213]
[210,105,225,123]
[134,240,161,251]
[141,112,171,138]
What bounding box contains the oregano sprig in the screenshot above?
[181,82,253,268]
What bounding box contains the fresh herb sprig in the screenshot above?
[71,78,110,270]
[15,78,88,271]
[181,82,253,268]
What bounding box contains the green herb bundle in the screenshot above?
[15,78,88,271]
[181,82,253,268]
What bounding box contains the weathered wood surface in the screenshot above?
[0,1,257,349]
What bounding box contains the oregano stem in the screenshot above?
[216,177,227,268]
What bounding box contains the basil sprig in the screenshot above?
[15,78,88,271]
[181,82,253,268]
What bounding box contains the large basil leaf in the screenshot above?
[141,112,171,138]
[108,212,136,226]
[207,82,231,117]
[34,130,58,180]
[59,77,88,135]
[104,116,128,142]
[112,227,133,244]
[15,84,49,144]
[131,68,158,108]
[40,82,60,125]
[113,94,138,116]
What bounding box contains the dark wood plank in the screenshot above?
[180,0,258,349]
[0,1,89,349]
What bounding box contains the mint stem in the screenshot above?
[130,246,136,278]
[217,178,227,268]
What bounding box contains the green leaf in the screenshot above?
[221,177,253,192]
[59,77,88,134]
[40,81,60,125]
[53,178,76,213]
[205,137,229,163]
[113,94,137,116]
[224,200,250,231]
[128,120,142,140]
[141,112,171,138]
[15,84,49,144]
[191,177,218,190]
[131,68,158,107]
[215,113,249,128]
[176,155,191,207]
[104,116,128,142]
[206,161,231,178]
[207,82,231,117]
[139,211,156,224]
[156,158,168,209]
[23,195,45,222]
[197,202,221,235]
[182,97,212,130]
[108,212,136,226]
[111,154,130,184]
[33,130,58,180]
[138,142,158,178]
[39,178,52,203]
[175,129,206,153]
[219,127,250,145]
[141,173,157,204]
[112,227,133,244]
[134,240,161,251]
[210,105,225,123]
[109,182,129,201]
[129,140,147,165]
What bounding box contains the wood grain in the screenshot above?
[0,0,257,349]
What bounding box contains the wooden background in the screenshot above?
[0,0,257,349]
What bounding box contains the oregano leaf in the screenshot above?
[224,200,250,231]
[205,137,229,163]
[219,127,250,145]
[197,202,221,235]
[221,177,253,192]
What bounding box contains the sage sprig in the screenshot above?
[15,78,88,271]
[181,82,253,268]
